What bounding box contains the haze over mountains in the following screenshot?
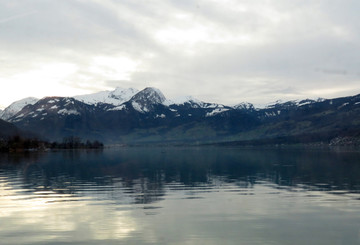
[1,87,360,145]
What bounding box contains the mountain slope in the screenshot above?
[8,87,259,143]
[9,97,109,141]
[224,94,360,144]
[0,97,38,120]
[128,87,166,112]
[5,87,360,145]
[0,119,20,138]
[74,87,138,106]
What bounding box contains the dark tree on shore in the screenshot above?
[52,136,104,149]
[0,135,103,152]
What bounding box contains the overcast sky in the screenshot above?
[1,0,360,108]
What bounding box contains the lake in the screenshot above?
[1,146,360,244]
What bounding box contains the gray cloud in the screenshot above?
[1,0,360,107]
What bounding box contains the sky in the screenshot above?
[1,0,360,109]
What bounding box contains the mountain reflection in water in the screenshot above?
[1,147,360,245]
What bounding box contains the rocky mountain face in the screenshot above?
[0,97,38,121]
[2,87,360,145]
[128,87,167,113]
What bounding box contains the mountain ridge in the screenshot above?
[0,87,349,119]
[1,87,360,145]
[73,87,139,106]
[0,97,39,121]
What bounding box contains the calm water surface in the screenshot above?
[1,147,360,244]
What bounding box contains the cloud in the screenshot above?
[0,0,360,107]
[0,10,38,24]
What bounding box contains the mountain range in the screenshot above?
[1,87,360,145]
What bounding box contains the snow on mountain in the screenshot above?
[0,97,39,121]
[263,99,288,109]
[265,100,305,109]
[233,102,255,111]
[205,108,230,117]
[107,104,127,111]
[73,86,228,111]
[110,87,139,102]
[74,87,138,106]
[170,95,202,105]
[260,98,326,109]
[57,108,81,116]
[3,87,333,125]
[129,87,167,113]
[169,95,227,110]
[316,98,326,103]
[296,99,317,107]
[9,97,88,123]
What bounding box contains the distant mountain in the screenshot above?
[236,94,360,145]
[74,87,138,106]
[233,102,256,111]
[128,87,167,112]
[0,97,38,120]
[8,96,110,141]
[5,87,256,142]
[3,87,360,145]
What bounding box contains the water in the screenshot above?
[1,147,360,245]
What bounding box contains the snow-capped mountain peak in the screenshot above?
[262,97,327,110]
[130,87,166,104]
[74,87,138,106]
[129,87,167,113]
[0,97,39,121]
[9,96,93,123]
[109,87,139,101]
[233,102,255,111]
[171,95,202,105]
[295,99,316,107]
[168,95,225,109]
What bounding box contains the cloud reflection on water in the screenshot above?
[1,147,360,244]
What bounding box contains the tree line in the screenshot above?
[0,135,104,152]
